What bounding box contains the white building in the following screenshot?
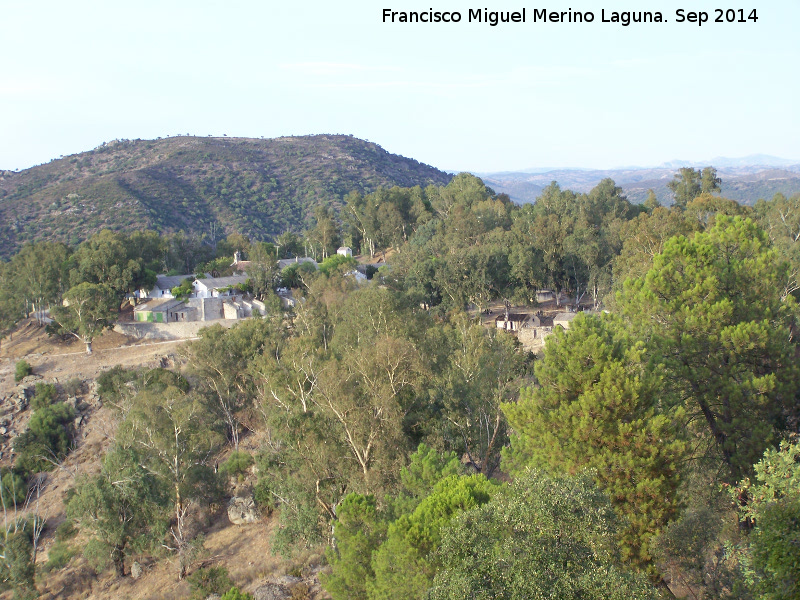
[138,274,194,300]
[193,275,249,298]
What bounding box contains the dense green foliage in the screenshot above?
[619,216,800,482]
[322,445,491,600]
[370,474,498,600]
[187,566,236,600]
[503,314,687,565]
[733,441,800,599]
[13,401,74,473]
[2,167,800,596]
[30,382,57,411]
[0,524,35,598]
[14,360,31,382]
[0,471,28,507]
[220,588,255,600]
[67,446,169,576]
[427,470,660,600]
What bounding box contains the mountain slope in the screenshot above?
[0,135,452,257]
[482,163,800,205]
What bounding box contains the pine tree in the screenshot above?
[503,313,687,565]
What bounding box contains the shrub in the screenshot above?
[318,254,357,277]
[96,366,138,401]
[290,582,311,600]
[221,588,254,600]
[187,565,235,600]
[43,541,76,572]
[62,378,82,397]
[54,520,77,542]
[13,403,75,473]
[31,383,57,411]
[0,471,28,507]
[252,479,276,514]
[220,451,254,478]
[14,361,32,383]
[171,278,195,300]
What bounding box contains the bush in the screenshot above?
[221,588,254,600]
[187,565,235,600]
[290,582,311,600]
[318,255,357,277]
[96,366,139,402]
[97,366,189,404]
[62,378,82,397]
[13,403,75,473]
[54,520,77,542]
[14,361,32,383]
[220,451,254,478]
[0,471,28,507]
[253,479,276,514]
[1,526,34,596]
[31,383,57,411]
[43,541,76,572]
[171,278,195,300]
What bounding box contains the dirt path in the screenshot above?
[0,320,195,397]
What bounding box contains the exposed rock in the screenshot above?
[227,495,259,525]
[205,595,222,600]
[253,582,290,600]
[130,561,143,579]
[20,374,43,384]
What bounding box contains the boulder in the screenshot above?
[130,561,143,579]
[253,583,290,600]
[227,495,259,525]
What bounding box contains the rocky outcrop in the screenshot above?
[252,582,290,600]
[227,495,259,525]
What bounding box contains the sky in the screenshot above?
[2,1,799,173]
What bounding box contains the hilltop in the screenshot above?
[0,135,452,258]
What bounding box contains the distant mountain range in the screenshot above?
[0,135,452,258]
[477,156,800,205]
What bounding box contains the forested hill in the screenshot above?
[0,135,452,258]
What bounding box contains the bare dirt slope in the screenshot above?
[0,319,190,396]
[0,321,327,600]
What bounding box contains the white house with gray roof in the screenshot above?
[193,275,250,298]
[138,274,195,300]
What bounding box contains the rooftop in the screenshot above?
[155,274,194,290]
[195,275,249,289]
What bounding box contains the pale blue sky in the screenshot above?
[2,1,798,172]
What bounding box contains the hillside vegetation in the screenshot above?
[0,135,452,258]
[2,164,800,599]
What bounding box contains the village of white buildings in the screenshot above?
[119,246,586,349]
